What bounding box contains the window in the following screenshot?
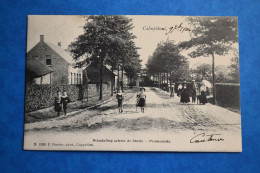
[77,73,79,84]
[45,55,52,66]
[79,74,81,84]
[74,73,76,84]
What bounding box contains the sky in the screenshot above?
[27,15,238,69]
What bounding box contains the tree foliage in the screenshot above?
[68,15,141,98]
[180,16,238,57]
[146,40,187,83]
[228,51,240,83]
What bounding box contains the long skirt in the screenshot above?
[200,94,207,104]
[118,100,123,107]
[55,103,61,112]
[181,92,190,103]
[138,98,146,107]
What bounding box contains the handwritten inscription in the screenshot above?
[143,23,191,35]
[190,133,224,143]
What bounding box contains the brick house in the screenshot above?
[26,56,53,85]
[26,35,83,85]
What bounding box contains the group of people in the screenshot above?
[116,87,146,113]
[54,91,70,116]
[178,81,207,105]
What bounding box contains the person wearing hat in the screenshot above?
[137,88,146,113]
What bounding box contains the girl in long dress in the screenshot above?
[116,89,124,113]
[137,88,146,113]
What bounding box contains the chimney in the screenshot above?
[58,42,61,47]
[40,35,44,42]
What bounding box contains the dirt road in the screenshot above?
[24,87,241,151]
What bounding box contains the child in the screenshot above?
[54,91,62,117]
[61,91,70,116]
[137,88,146,113]
[116,89,124,113]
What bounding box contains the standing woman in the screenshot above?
[61,91,70,116]
[54,91,62,117]
[180,84,190,104]
[192,80,198,103]
[138,88,146,113]
[116,89,124,113]
[177,83,183,97]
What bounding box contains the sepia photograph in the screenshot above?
[23,15,241,152]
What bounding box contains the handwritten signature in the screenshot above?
[190,133,224,143]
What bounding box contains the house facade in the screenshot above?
[26,35,82,85]
[83,63,115,85]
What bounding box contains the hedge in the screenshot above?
[215,83,240,108]
[25,83,111,113]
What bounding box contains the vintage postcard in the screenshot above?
[24,15,241,152]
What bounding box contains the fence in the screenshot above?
[25,83,111,113]
[215,83,240,108]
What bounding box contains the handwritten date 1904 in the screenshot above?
[190,133,224,143]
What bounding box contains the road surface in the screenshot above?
[24,87,242,152]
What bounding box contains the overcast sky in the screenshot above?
[27,15,237,68]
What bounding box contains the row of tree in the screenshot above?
[68,16,142,100]
[146,40,188,89]
[147,17,239,104]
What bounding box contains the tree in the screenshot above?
[146,40,186,89]
[228,51,240,83]
[179,17,238,104]
[68,16,138,100]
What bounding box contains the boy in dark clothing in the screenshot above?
[54,91,62,116]
[61,91,70,115]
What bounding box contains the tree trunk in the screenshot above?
[83,70,88,102]
[212,51,216,104]
[153,75,155,87]
[167,72,169,92]
[158,73,161,89]
[121,64,124,92]
[111,67,114,96]
[99,58,104,100]
[117,64,120,91]
[160,73,163,89]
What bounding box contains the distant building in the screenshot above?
[83,63,115,86]
[26,35,83,85]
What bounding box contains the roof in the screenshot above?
[45,42,75,64]
[26,57,53,77]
